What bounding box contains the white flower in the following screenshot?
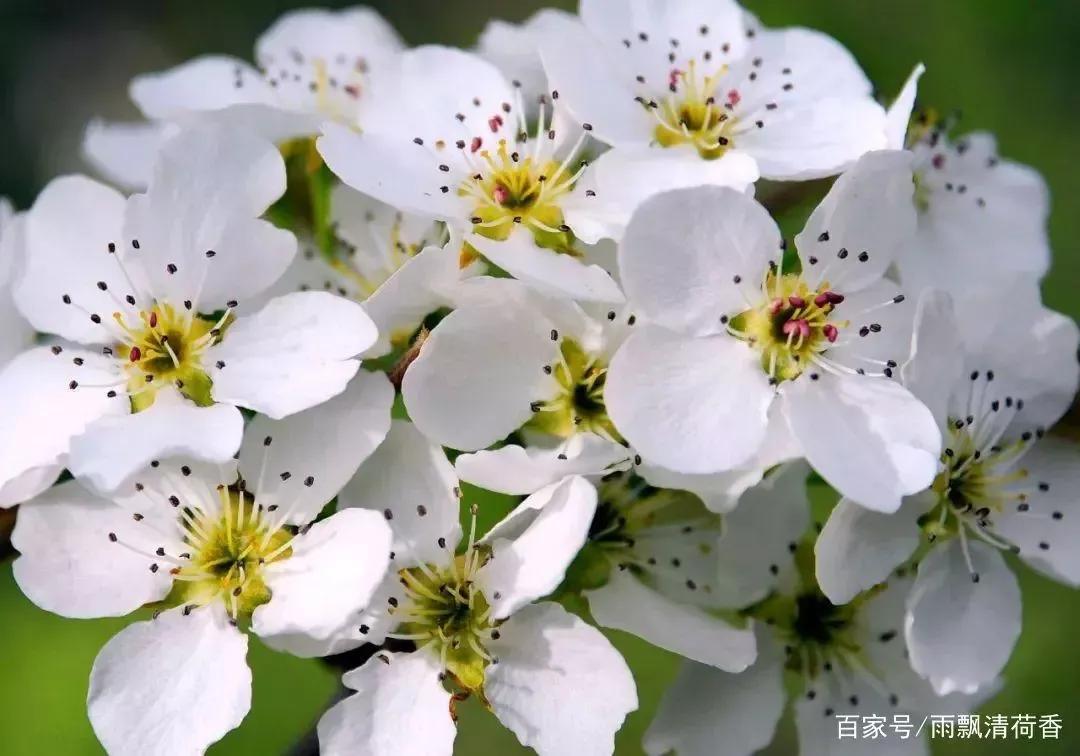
[608,150,940,513]
[265,184,484,358]
[402,278,629,456]
[537,0,888,227]
[11,372,395,755]
[816,286,1080,695]
[84,8,404,190]
[644,463,991,756]
[577,470,758,671]
[885,65,1051,293]
[0,126,376,494]
[316,421,637,756]
[317,46,625,303]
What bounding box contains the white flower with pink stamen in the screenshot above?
[0,126,376,495]
[317,45,626,303]
[606,150,941,513]
[815,286,1080,695]
[84,7,404,190]
[536,0,889,228]
[10,373,395,755]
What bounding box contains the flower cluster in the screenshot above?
[2,2,1077,755]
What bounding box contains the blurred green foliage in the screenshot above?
[1,0,1078,753]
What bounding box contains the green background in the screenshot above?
[0,0,1077,753]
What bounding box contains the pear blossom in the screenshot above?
[885,65,1051,293]
[537,0,888,227]
[265,184,482,357]
[85,7,404,190]
[0,127,376,495]
[815,287,1080,695]
[608,150,941,513]
[317,45,625,303]
[645,463,991,756]
[11,372,395,755]
[572,470,758,671]
[402,278,629,456]
[316,421,637,756]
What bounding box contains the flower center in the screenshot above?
[728,273,848,382]
[648,60,737,160]
[113,302,231,411]
[164,487,294,622]
[527,339,621,442]
[745,541,866,679]
[394,550,496,693]
[460,138,579,253]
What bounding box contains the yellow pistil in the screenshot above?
[113,302,230,411]
[394,550,497,695]
[527,339,621,442]
[459,139,579,254]
[729,273,848,382]
[650,60,735,159]
[165,487,294,623]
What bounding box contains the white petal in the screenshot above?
[207,290,374,419]
[12,480,173,618]
[900,289,964,428]
[455,433,629,495]
[130,55,275,119]
[317,122,470,220]
[905,540,1021,695]
[88,604,251,756]
[478,9,574,106]
[606,326,774,473]
[581,146,759,239]
[239,370,393,525]
[587,568,756,671]
[815,493,933,605]
[16,175,128,344]
[253,508,392,650]
[995,438,1080,586]
[619,186,781,335]
[796,150,916,292]
[644,634,786,756]
[782,373,940,513]
[68,391,244,494]
[338,420,462,567]
[0,347,125,494]
[401,289,561,451]
[636,405,800,513]
[318,650,455,756]
[467,230,625,304]
[794,675,929,756]
[712,462,811,607]
[126,126,296,310]
[486,601,637,756]
[0,463,63,509]
[478,476,597,619]
[363,245,469,358]
[737,98,887,181]
[537,13,655,148]
[82,119,172,191]
[885,64,925,150]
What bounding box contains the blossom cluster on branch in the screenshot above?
[1,2,1077,755]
